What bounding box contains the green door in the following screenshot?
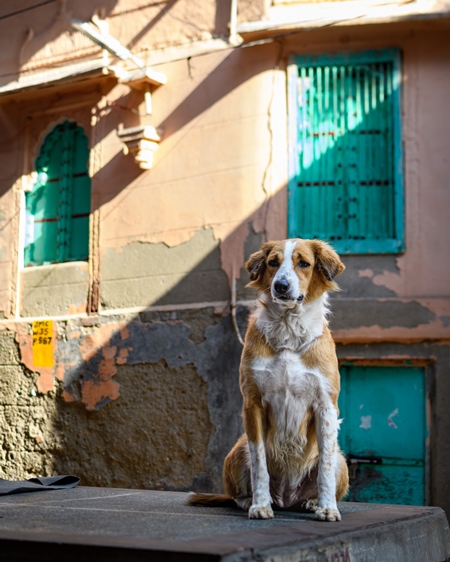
[338,365,427,505]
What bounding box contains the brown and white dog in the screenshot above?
[188,238,349,521]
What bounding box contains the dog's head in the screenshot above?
[245,238,345,306]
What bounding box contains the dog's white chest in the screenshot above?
[252,352,324,443]
[252,351,316,398]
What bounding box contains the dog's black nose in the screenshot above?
[274,279,289,295]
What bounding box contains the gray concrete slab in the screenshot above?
[0,487,448,562]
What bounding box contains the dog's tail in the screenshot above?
[186,492,236,508]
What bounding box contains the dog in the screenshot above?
[188,238,349,521]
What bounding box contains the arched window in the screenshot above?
[24,121,91,266]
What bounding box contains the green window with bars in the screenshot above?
[24,121,91,266]
[287,49,404,254]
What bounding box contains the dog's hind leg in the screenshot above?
[223,435,253,511]
[188,435,253,509]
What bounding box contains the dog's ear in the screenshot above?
[310,240,345,290]
[245,241,276,286]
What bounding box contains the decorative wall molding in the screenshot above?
[117,125,162,170]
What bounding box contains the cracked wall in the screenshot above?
[0,306,244,491]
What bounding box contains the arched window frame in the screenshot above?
[24,120,91,266]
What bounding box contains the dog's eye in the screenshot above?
[298,260,310,269]
[268,259,279,268]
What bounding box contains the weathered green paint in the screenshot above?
[338,365,427,505]
[25,121,90,266]
[287,49,404,254]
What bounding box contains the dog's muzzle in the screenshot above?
[274,279,289,296]
[272,279,304,304]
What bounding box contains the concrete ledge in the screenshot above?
[0,487,448,561]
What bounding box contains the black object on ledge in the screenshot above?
[0,475,80,496]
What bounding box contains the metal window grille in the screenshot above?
[25,121,91,266]
[287,49,404,254]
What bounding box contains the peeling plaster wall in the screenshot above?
[1,312,450,515]
[20,262,89,318]
[54,360,214,490]
[100,229,230,309]
[0,306,244,491]
[2,18,450,322]
[0,330,58,478]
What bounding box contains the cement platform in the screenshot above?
[0,487,448,562]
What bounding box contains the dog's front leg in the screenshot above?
[314,401,341,522]
[244,402,274,519]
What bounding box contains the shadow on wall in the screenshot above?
[92,40,280,210]
[12,52,411,492]
[50,307,247,493]
[157,42,276,143]
[0,0,120,89]
[0,0,238,205]
[43,193,279,493]
[4,39,290,490]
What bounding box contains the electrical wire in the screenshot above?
[0,0,58,21]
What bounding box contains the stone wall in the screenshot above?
[0,306,248,491]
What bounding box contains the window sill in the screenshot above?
[329,239,405,255]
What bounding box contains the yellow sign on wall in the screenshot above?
[32,320,54,368]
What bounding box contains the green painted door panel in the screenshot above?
[338,366,427,505]
[31,220,58,265]
[70,216,89,260]
[347,464,425,506]
[72,175,91,215]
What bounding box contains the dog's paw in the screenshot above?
[314,506,341,522]
[303,498,318,512]
[249,504,274,519]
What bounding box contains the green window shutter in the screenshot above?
[287,49,404,254]
[24,121,91,266]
